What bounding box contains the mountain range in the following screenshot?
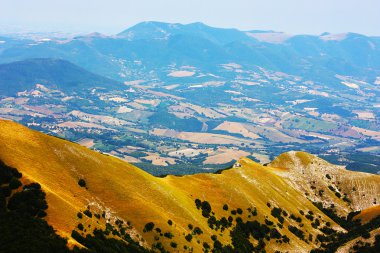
[1,21,380,81]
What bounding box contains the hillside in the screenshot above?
[0,119,379,252]
[0,58,122,96]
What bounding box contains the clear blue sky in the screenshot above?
[1,0,379,35]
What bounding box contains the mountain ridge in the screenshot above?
[1,119,379,252]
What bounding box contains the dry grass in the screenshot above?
[178,102,226,119]
[214,121,260,139]
[70,110,133,126]
[352,126,380,141]
[203,147,250,164]
[142,152,176,166]
[77,138,95,148]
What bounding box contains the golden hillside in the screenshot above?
[0,119,379,253]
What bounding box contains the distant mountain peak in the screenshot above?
[117,21,255,45]
[117,21,178,40]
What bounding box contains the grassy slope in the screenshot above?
[0,120,379,252]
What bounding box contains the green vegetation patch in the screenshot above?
[282,116,337,133]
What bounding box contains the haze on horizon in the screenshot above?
[1,0,379,36]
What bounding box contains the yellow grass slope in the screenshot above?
[0,120,378,252]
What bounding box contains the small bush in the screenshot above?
[185,234,192,242]
[288,225,305,241]
[201,201,212,218]
[77,223,84,231]
[83,209,92,218]
[270,228,282,239]
[164,232,174,239]
[143,222,155,232]
[265,219,274,226]
[195,199,202,209]
[282,235,290,243]
[193,227,203,235]
[78,179,86,188]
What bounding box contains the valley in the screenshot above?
[0,54,378,175]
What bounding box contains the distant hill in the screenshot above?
[0,120,379,252]
[0,58,122,95]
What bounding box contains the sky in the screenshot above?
[1,0,379,35]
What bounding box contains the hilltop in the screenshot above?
[0,119,379,252]
[0,58,123,96]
